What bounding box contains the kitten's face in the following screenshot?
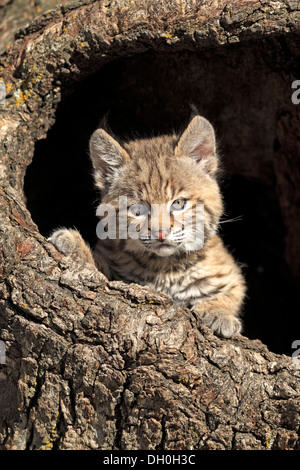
[126,195,196,257]
[90,116,223,257]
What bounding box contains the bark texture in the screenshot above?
[0,0,300,450]
[0,0,71,54]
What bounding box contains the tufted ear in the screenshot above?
[175,116,218,176]
[89,129,130,190]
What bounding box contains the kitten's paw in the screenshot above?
[48,229,81,256]
[201,311,242,338]
[48,228,95,265]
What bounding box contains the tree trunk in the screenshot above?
[0,0,72,54]
[0,0,300,450]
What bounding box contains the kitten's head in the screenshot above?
[89,116,223,257]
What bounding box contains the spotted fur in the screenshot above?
[49,116,246,338]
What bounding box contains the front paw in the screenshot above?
[201,311,242,338]
[48,228,96,266]
[48,228,80,256]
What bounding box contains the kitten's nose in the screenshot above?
[152,229,170,241]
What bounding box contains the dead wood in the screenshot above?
[0,0,299,450]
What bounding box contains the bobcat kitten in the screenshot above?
[49,115,246,338]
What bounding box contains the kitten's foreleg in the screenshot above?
[48,228,96,266]
[192,285,245,338]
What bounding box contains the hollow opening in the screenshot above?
[24,36,300,355]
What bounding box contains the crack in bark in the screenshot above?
[25,372,45,450]
[155,414,167,450]
[113,372,131,450]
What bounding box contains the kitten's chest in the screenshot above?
[97,241,214,305]
[149,267,208,306]
[111,255,206,306]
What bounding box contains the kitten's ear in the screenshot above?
[175,116,218,176]
[89,129,129,189]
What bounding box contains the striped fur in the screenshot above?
[49,116,246,338]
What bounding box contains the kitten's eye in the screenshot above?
[129,204,148,217]
[170,198,187,212]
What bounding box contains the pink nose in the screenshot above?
[152,230,169,241]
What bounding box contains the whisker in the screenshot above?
[219,215,243,224]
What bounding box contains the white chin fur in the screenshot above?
[148,244,178,257]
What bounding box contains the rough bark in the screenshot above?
[0,0,71,54]
[0,0,300,450]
